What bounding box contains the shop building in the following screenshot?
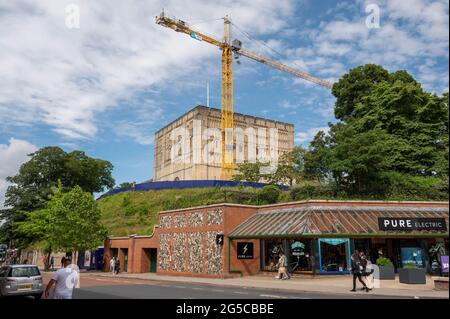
[104,201,449,277]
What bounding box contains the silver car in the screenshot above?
[0,265,44,299]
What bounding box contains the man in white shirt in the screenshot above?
[44,256,79,299]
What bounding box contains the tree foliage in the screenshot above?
[16,185,107,253]
[235,65,448,199]
[2,146,114,246]
[308,64,448,196]
[5,147,115,210]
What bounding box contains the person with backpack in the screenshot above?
[350,250,369,292]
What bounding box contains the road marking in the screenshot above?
[211,289,225,293]
[260,294,287,299]
[174,285,187,289]
[192,287,204,290]
[233,291,249,295]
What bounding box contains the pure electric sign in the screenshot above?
[378,218,447,231]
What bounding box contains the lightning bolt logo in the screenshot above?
[243,244,248,255]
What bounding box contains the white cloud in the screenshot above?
[0,0,295,143]
[295,126,329,145]
[285,0,449,92]
[0,138,38,208]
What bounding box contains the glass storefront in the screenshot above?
[261,239,314,273]
[318,238,351,274]
[288,239,313,272]
[260,237,448,275]
[261,239,284,272]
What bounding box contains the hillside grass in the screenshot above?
[98,180,448,237]
[97,187,288,237]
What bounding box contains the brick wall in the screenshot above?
[104,201,448,277]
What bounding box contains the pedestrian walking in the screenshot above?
[114,258,120,275]
[44,257,79,299]
[61,256,66,268]
[275,252,291,280]
[110,257,115,274]
[350,250,369,292]
[363,259,375,290]
[50,256,54,270]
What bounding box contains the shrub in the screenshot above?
[258,185,281,204]
[376,257,393,267]
[402,261,418,269]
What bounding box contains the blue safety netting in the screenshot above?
[101,180,288,198]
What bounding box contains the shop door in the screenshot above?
[121,249,128,272]
[150,249,157,273]
[318,238,351,274]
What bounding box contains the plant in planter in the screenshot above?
[399,262,426,284]
[376,257,395,280]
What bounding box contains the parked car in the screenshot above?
[0,265,44,299]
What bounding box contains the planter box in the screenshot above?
[432,277,449,291]
[399,268,426,284]
[378,265,395,280]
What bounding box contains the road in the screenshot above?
[35,273,409,299]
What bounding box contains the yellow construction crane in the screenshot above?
[156,11,333,180]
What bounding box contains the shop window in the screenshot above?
[262,239,284,271]
[318,238,351,274]
[288,239,313,272]
[400,247,425,268]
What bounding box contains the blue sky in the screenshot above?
[0,0,448,205]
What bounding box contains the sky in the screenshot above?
[0,0,449,206]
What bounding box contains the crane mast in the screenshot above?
[155,12,333,180]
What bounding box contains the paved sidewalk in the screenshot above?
[83,272,448,299]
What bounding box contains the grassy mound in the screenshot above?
[97,187,287,237]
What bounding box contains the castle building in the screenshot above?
[153,105,295,181]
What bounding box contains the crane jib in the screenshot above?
[190,33,202,41]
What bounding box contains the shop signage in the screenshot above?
[291,241,305,256]
[378,218,447,231]
[441,256,449,273]
[237,242,254,259]
[216,234,224,245]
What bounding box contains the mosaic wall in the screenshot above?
[159,233,171,271]
[207,209,223,225]
[158,209,224,275]
[160,209,223,229]
[160,215,172,229]
[188,212,204,228]
[205,231,223,275]
[172,233,187,272]
[187,232,204,273]
[173,214,188,228]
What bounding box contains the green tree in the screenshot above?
[233,161,269,183]
[2,146,114,247]
[314,64,448,197]
[258,185,281,204]
[304,131,332,184]
[332,64,390,121]
[5,147,115,210]
[271,147,306,186]
[17,186,107,269]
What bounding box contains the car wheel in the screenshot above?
[34,293,42,300]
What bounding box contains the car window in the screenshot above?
[9,267,41,277]
[0,267,9,277]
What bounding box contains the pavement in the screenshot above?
[75,271,448,299]
[35,272,413,299]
